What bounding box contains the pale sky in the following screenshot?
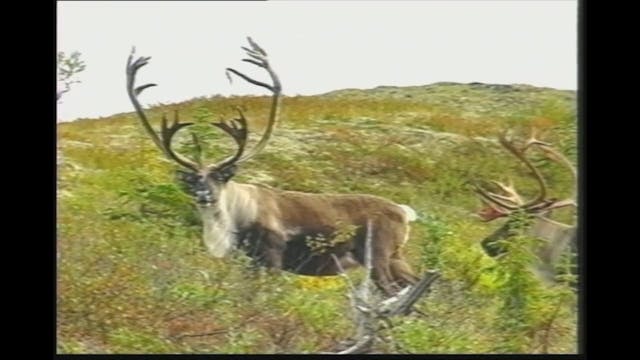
[57,1,577,122]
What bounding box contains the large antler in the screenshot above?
[498,132,548,207]
[525,129,577,210]
[209,37,282,171]
[126,38,281,173]
[126,48,200,171]
[474,130,575,221]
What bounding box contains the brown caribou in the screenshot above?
[125,38,420,296]
[473,131,577,284]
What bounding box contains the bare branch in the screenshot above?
[324,220,439,354]
[331,254,357,295]
[387,271,440,316]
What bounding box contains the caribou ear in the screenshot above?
[176,169,197,184]
[221,164,238,182]
[211,164,237,183]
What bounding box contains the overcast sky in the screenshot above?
[57,1,577,122]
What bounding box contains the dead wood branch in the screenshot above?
[323,220,440,354]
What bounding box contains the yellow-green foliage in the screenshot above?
[305,222,359,254]
[57,83,577,354]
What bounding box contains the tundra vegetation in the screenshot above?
[57,80,577,353]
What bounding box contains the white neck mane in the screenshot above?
[199,182,258,258]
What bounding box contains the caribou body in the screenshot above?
[126,38,420,295]
[474,132,577,284]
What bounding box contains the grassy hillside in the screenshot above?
[57,82,578,354]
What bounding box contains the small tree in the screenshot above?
[57,51,86,102]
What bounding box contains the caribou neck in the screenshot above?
[198,181,259,258]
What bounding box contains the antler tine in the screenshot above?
[537,144,577,186]
[126,48,164,155]
[489,179,524,206]
[126,48,200,171]
[222,37,282,166]
[160,111,199,172]
[531,142,577,210]
[522,127,552,151]
[498,132,548,208]
[543,198,577,211]
[472,180,520,211]
[523,128,577,206]
[210,106,249,170]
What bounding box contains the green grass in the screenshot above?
[57,82,578,354]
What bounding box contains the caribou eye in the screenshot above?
[176,170,198,184]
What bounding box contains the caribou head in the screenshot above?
[473,130,577,283]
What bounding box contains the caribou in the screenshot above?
[473,131,577,284]
[125,38,421,296]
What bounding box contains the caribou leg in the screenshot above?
[389,257,420,288]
